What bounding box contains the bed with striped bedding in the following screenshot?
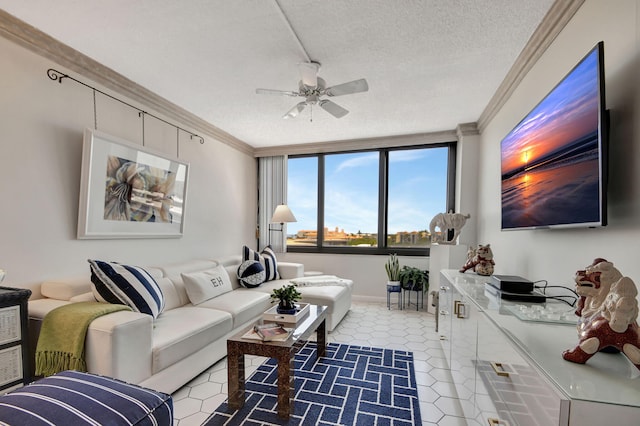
[0,370,173,425]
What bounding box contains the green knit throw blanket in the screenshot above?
[35,301,131,377]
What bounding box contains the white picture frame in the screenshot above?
[77,128,189,239]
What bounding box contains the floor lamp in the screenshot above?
[268,204,297,248]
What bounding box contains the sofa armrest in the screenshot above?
[278,262,304,279]
[85,311,153,385]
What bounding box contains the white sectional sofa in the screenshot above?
[27,255,353,394]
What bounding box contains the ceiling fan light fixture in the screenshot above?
[257,62,367,120]
[283,102,306,119]
[298,61,321,88]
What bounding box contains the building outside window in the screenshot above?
[286,142,455,255]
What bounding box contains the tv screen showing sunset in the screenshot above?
[501,45,603,230]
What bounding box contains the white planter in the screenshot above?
[387,280,401,292]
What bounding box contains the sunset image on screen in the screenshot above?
[501,46,603,229]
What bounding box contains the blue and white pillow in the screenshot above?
[237,260,266,288]
[242,245,279,281]
[88,259,165,319]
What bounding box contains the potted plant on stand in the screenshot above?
[399,266,429,310]
[385,253,401,291]
[271,284,302,314]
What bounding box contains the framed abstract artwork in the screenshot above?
[77,128,189,239]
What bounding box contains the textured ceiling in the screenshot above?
[0,0,555,148]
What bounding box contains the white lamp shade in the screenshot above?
[270,205,297,224]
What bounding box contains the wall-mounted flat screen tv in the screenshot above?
[501,41,608,231]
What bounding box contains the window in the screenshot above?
[287,156,318,247]
[287,143,455,255]
[324,152,379,247]
[387,148,450,249]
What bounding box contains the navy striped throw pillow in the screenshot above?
[242,245,279,281]
[88,259,165,319]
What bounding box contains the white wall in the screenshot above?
[0,36,258,296]
[477,0,640,292]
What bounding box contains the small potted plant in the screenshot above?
[271,284,302,314]
[385,253,401,291]
[399,266,429,293]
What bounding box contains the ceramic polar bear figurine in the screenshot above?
[429,211,470,244]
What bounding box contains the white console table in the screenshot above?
[438,269,640,426]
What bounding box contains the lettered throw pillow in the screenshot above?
[237,260,266,288]
[242,245,279,281]
[181,265,233,305]
[88,259,165,319]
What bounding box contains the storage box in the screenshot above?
[263,303,310,324]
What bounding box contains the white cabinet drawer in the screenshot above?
[475,312,564,426]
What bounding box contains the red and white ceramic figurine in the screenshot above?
[562,258,640,370]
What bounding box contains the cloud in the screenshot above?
[389,149,427,163]
[334,152,378,172]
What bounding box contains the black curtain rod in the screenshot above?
[46,68,205,144]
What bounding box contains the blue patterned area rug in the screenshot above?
[205,342,421,426]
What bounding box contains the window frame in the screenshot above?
[287,142,457,256]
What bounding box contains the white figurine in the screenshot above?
[429,211,470,244]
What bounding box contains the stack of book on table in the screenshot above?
[242,323,293,341]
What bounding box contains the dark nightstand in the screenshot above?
[0,286,32,394]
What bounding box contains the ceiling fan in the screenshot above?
[256,62,369,119]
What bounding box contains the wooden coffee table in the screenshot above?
[226,304,327,419]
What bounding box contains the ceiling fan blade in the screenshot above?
[298,62,320,88]
[319,100,349,118]
[283,102,306,119]
[325,78,369,97]
[256,88,299,97]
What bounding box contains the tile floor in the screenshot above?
[171,300,468,425]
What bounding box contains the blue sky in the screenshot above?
[287,148,449,235]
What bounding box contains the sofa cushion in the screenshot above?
[237,260,266,288]
[197,289,271,328]
[181,265,232,305]
[242,245,279,281]
[151,306,233,373]
[154,277,182,311]
[88,260,165,319]
[160,259,219,307]
[292,285,349,306]
[254,278,351,308]
[277,262,305,280]
[40,278,92,301]
[69,292,97,302]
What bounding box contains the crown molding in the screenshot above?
[0,9,254,156]
[456,122,479,139]
[477,0,585,132]
[254,130,458,157]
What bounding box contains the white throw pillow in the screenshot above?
[181,265,233,305]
